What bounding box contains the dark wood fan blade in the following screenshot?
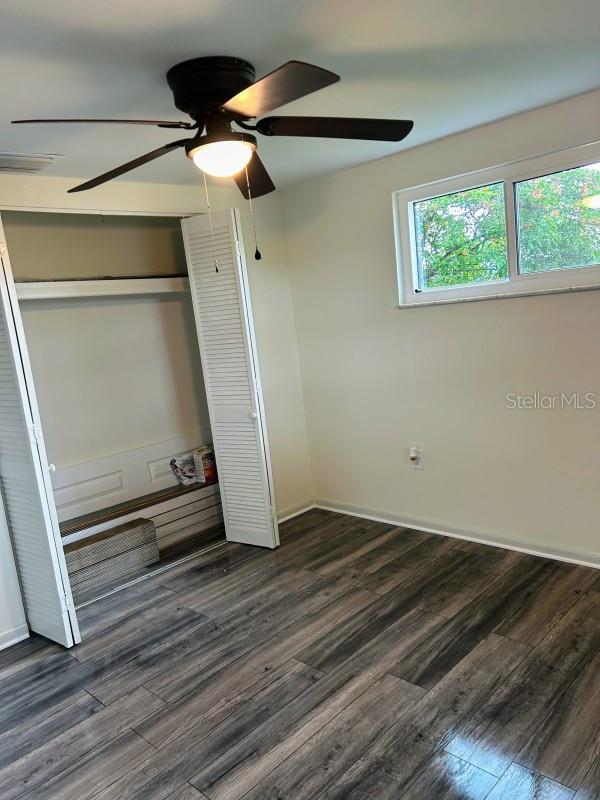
[256,116,414,141]
[233,152,276,199]
[12,118,195,129]
[223,61,339,118]
[67,139,190,193]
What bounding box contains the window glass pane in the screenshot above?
[516,162,600,274]
[413,182,508,290]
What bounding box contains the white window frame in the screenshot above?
[394,140,600,306]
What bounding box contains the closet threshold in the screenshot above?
[15,275,189,300]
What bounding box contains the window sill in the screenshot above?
[398,281,600,308]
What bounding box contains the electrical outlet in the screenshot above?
[409,446,424,470]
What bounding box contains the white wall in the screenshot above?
[19,295,210,469]
[0,174,313,646]
[282,87,600,565]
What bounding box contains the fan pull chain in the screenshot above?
[202,171,219,273]
[244,164,262,261]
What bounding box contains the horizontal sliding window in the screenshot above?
[395,142,600,306]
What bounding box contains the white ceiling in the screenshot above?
[1,0,600,190]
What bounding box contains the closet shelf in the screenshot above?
[15,276,189,300]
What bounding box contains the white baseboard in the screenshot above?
[277,501,316,524]
[314,499,600,570]
[0,623,29,652]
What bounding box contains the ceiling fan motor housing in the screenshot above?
[166,56,256,122]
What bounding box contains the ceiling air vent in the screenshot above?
[0,152,61,174]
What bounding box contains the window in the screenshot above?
[413,182,508,291]
[516,164,600,274]
[395,143,600,305]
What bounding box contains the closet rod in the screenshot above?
[15,277,189,300]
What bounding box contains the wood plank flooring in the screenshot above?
[1,508,599,800]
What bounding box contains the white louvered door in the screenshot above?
[0,220,80,647]
[181,210,279,549]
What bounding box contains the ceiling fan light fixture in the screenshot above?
[188,133,256,178]
[22,57,414,196]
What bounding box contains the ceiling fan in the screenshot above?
[12,57,414,198]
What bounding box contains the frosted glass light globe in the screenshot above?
[192,140,254,177]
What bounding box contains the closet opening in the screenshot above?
[2,210,226,605]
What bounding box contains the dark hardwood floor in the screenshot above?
[1,509,599,799]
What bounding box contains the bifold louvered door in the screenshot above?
[0,220,80,647]
[181,210,279,549]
